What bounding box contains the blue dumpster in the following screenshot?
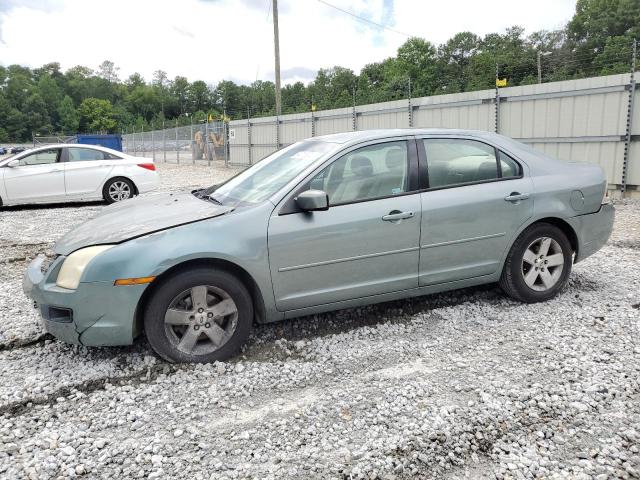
[76,134,123,152]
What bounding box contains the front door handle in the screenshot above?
[504,192,530,202]
[382,210,414,222]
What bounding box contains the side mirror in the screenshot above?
[7,159,19,168]
[295,189,329,212]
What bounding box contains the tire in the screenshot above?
[144,268,253,363]
[103,177,135,204]
[500,223,573,303]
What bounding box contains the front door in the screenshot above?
[418,137,533,285]
[3,148,65,202]
[268,139,422,312]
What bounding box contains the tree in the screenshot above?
[567,0,640,74]
[78,98,117,132]
[98,60,120,82]
[58,96,79,133]
[395,37,438,96]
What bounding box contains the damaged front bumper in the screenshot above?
[23,255,146,346]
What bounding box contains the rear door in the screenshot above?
[418,137,533,285]
[63,147,116,197]
[3,148,65,202]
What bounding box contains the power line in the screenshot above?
[316,0,413,38]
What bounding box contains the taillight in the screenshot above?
[137,163,156,171]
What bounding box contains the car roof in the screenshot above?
[12,143,126,155]
[310,128,504,145]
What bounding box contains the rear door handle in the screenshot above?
[504,192,530,202]
[382,211,414,221]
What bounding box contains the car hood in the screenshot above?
[54,192,233,255]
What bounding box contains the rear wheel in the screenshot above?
[500,223,573,303]
[144,268,252,363]
[103,177,135,204]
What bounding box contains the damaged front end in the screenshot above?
[23,254,144,346]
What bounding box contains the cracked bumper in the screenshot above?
[23,256,147,346]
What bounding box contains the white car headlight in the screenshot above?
[56,245,114,290]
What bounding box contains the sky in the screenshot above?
[0,0,577,86]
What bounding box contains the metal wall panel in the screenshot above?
[281,115,312,145]
[251,145,279,163]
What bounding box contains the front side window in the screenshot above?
[18,149,60,166]
[67,147,107,161]
[309,141,409,205]
[424,139,499,188]
[210,140,337,206]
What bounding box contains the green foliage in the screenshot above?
[78,98,117,133]
[0,0,637,142]
[58,96,79,134]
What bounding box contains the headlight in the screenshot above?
[56,245,114,290]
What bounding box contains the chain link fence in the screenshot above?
[122,121,228,167]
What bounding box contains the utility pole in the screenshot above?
[537,51,552,84]
[273,0,282,116]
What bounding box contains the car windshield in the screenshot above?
[208,140,336,206]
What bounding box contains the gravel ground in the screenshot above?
[0,164,638,479]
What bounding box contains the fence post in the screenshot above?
[205,120,210,166]
[141,124,145,157]
[622,38,637,198]
[223,108,228,168]
[407,77,413,128]
[311,111,315,137]
[162,120,166,163]
[176,119,179,164]
[151,127,156,162]
[495,64,500,134]
[352,87,357,131]
[247,109,253,165]
[190,119,194,165]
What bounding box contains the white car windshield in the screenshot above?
[209,140,336,205]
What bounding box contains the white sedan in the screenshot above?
[0,144,159,206]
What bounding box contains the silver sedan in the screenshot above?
[24,129,614,363]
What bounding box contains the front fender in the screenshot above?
[81,202,279,320]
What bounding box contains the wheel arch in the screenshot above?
[134,257,266,337]
[529,217,579,256]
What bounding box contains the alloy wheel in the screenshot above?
[108,181,131,202]
[163,285,239,355]
[521,236,565,291]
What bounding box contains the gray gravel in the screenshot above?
[0,165,638,479]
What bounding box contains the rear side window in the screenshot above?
[498,150,522,178]
[423,139,498,188]
[67,147,108,161]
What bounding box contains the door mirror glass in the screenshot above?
[7,159,19,168]
[296,189,329,212]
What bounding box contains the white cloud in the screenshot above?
[0,0,576,85]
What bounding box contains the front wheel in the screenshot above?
[144,268,253,363]
[500,223,573,303]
